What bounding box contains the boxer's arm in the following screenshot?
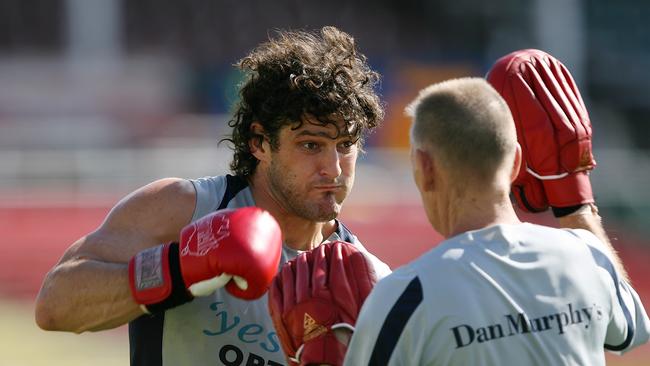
[35,178,196,333]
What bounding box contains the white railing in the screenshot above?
[1,145,647,204]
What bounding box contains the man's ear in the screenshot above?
[249,122,270,162]
[511,143,522,183]
[415,148,436,192]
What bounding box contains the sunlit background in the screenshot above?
[1,0,648,364]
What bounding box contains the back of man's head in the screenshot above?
[406,77,517,184]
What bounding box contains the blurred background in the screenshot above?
[0,0,648,364]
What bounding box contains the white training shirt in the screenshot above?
[128,174,391,366]
[345,223,650,366]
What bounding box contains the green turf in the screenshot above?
[0,299,127,366]
[1,297,647,365]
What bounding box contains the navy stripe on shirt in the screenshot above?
[587,245,635,351]
[336,220,356,243]
[217,174,249,210]
[129,313,164,366]
[368,276,423,365]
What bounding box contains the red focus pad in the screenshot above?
[487,49,596,210]
[269,241,377,366]
[179,207,283,300]
[511,163,549,213]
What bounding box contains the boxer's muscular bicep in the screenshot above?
[76,178,197,263]
[35,178,196,332]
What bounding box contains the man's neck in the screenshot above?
[248,174,337,251]
[442,189,520,238]
[277,216,336,251]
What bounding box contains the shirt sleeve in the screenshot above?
[190,175,227,222]
[572,229,650,354]
[344,270,424,366]
[605,280,650,354]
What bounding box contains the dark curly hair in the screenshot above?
[222,26,384,177]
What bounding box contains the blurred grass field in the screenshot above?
[0,299,127,366]
[2,297,647,365]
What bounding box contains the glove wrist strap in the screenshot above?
[551,204,585,218]
[145,243,194,314]
[130,242,194,315]
[544,172,594,209]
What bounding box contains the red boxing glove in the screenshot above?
[269,241,377,366]
[129,207,282,313]
[487,49,596,213]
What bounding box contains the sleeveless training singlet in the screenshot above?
[129,174,391,366]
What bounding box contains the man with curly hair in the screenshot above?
[34,26,390,366]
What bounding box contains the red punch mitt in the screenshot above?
[269,241,378,366]
[487,49,596,213]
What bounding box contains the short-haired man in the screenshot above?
[344,76,649,365]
